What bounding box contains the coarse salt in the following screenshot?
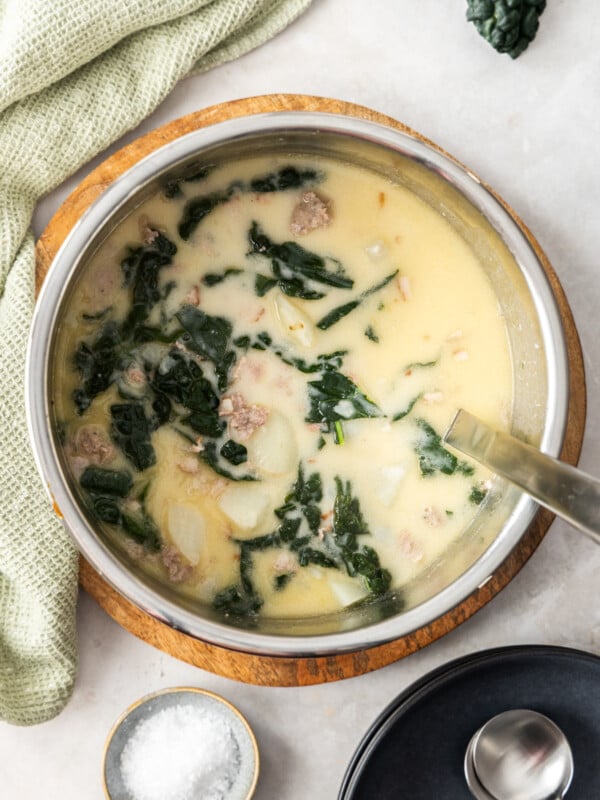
[120,703,241,800]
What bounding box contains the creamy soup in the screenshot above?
[53,154,513,618]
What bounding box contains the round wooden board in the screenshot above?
[36,94,586,686]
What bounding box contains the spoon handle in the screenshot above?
[444,409,600,543]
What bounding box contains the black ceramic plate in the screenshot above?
[339,645,600,799]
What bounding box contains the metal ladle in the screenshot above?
[444,409,600,542]
[464,709,574,800]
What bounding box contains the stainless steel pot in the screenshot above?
[25,111,569,656]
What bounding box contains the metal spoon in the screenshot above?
[464,709,574,800]
[444,409,600,543]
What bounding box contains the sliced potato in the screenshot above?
[167,503,206,565]
[246,411,297,475]
[328,575,370,607]
[375,464,406,507]
[273,293,315,347]
[218,484,270,532]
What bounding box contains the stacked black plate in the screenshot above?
[339,646,600,799]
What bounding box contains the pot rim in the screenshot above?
[25,110,569,656]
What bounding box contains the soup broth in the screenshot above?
[53,154,513,618]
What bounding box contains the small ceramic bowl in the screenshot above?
[103,687,259,800]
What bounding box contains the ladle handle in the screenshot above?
[444,409,600,544]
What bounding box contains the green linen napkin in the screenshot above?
[0,0,312,726]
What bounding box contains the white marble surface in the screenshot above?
[3,1,600,797]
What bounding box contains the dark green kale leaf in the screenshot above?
[79,466,133,497]
[217,462,393,612]
[302,504,322,534]
[238,545,257,597]
[164,181,184,200]
[214,351,237,394]
[271,499,293,520]
[232,335,251,349]
[183,165,214,183]
[278,517,302,542]
[365,326,379,343]
[315,300,360,331]
[239,531,283,551]
[83,485,161,551]
[178,190,232,241]
[331,478,391,595]
[213,584,263,616]
[89,495,122,525]
[215,536,274,615]
[245,330,347,375]
[254,274,279,297]
[120,231,177,338]
[248,166,321,193]
[403,358,438,372]
[119,230,175,266]
[110,402,156,471]
[414,418,475,477]
[332,476,370,550]
[391,395,421,422]
[129,324,184,346]
[286,463,323,506]
[469,486,488,505]
[177,165,323,240]
[220,439,248,466]
[151,392,172,427]
[81,307,112,322]
[121,508,161,551]
[306,370,382,443]
[73,321,121,414]
[164,164,213,199]
[297,548,336,568]
[201,268,243,287]
[288,534,311,553]
[176,304,232,363]
[214,464,330,615]
[170,426,257,482]
[213,464,393,616]
[247,222,353,300]
[316,270,398,330]
[152,351,223,438]
[199,441,257,482]
[466,0,546,59]
[345,545,391,595]
[274,573,293,591]
[175,304,235,391]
